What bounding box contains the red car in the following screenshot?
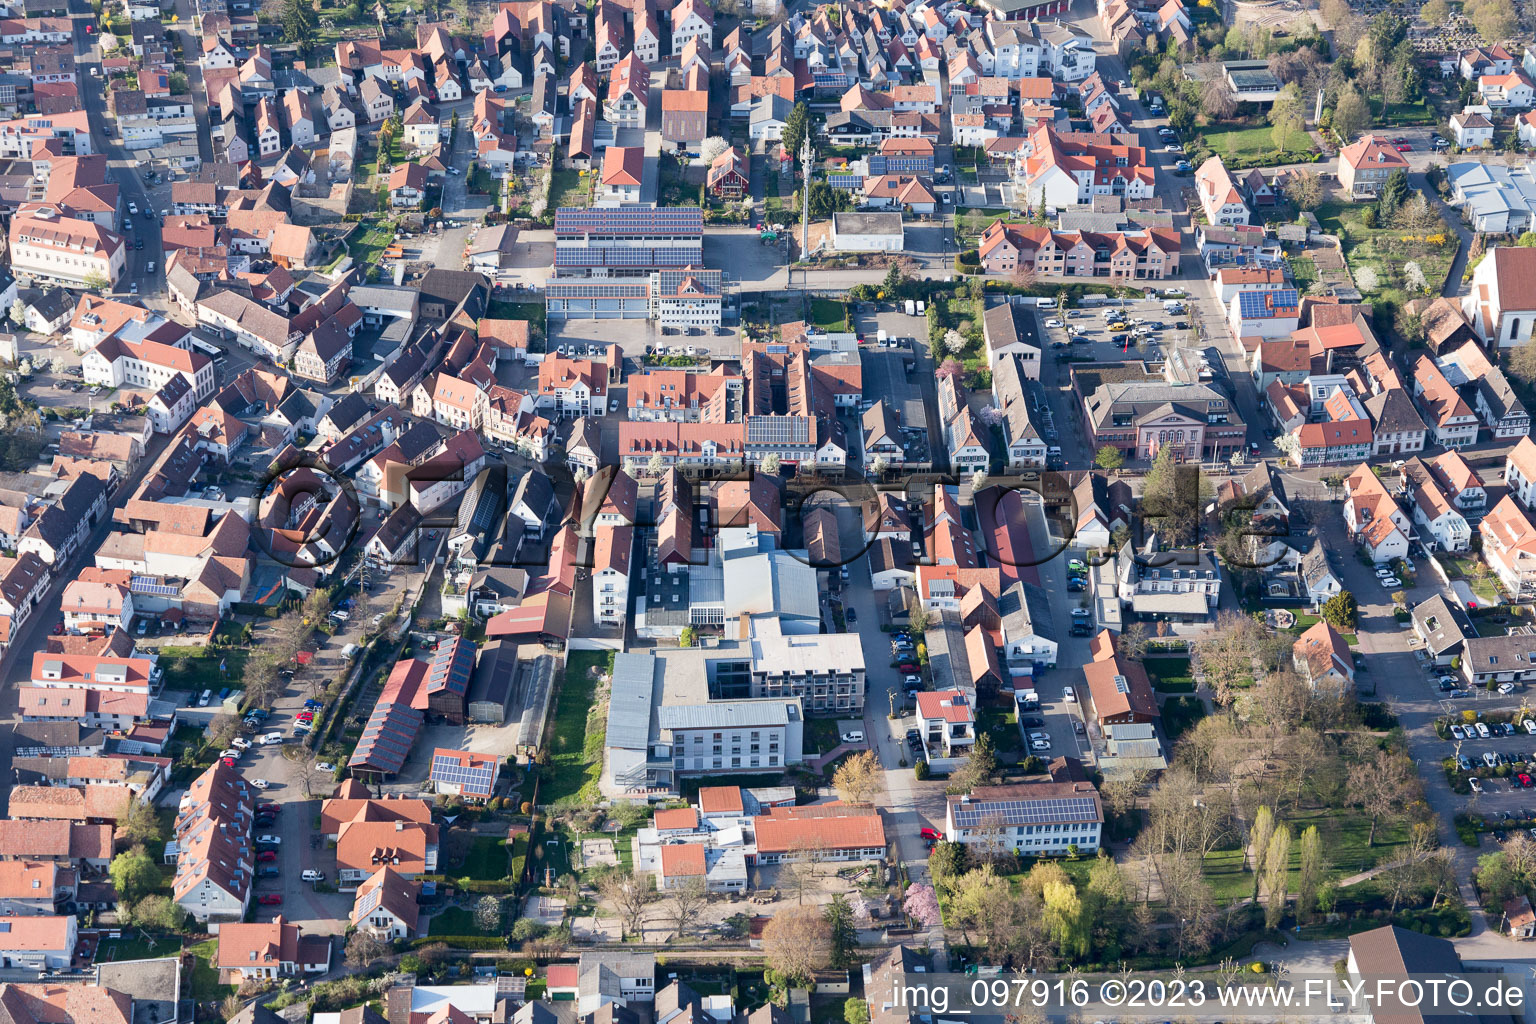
[257,850,277,862]
[295,712,315,721]
[920,827,941,841]
[258,803,280,814]
[1396,143,1413,152]
[1521,773,1533,788]
[898,662,918,674]
[220,757,236,768]
[258,894,283,905]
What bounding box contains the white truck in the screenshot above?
[904,299,917,315]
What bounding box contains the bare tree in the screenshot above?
[597,869,654,939]
[668,875,709,937]
[345,929,389,968]
[1116,622,1150,662]
[782,841,826,905]
[762,905,832,985]
[1346,748,1419,847]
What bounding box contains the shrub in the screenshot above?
[914,760,930,780]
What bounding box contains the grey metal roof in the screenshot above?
[723,551,820,622]
[605,653,657,752]
[657,699,792,731]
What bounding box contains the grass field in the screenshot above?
[1311,200,1457,295]
[1160,695,1207,740]
[157,647,248,693]
[347,223,397,268]
[96,935,180,962]
[549,168,589,210]
[463,835,510,881]
[1201,808,1412,904]
[804,716,841,755]
[428,906,494,936]
[1145,656,1194,693]
[541,651,607,805]
[186,938,234,1002]
[1197,123,1316,169]
[809,297,847,331]
[487,299,548,337]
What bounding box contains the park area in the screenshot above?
[1192,122,1319,170]
[1312,196,1458,301]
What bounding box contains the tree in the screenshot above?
[1321,590,1358,631]
[699,136,729,164]
[882,263,904,297]
[1269,84,1306,153]
[845,1000,871,1024]
[130,894,186,932]
[1332,84,1371,143]
[760,453,781,476]
[1041,878,1090,959]
[832,750,881,805]
[345,929,389,968]
[762,905,831,986]
[1469,0,1516,43]
[1296,824,1327,923]
[946,732,997,793]
[1378,170,1412,222]
[825,893,857,966]
[1403,261,1428,293]
[782,102,810,171]
[935,357,963,380]
[669,875,709,936]
[1347,747,1419,846]
[1095,445,1125,473]
[119,798,164,846]
[1249,805,1276,899]
[679,625,697,647]
[7,300,23,327]
[971,470,989,492]
[647,451,666,476]
[1512,338,1536,387]
[783,842,826,904]
[108,846,158,907]
[1200,72,1237,121]
[927,842,965,890]
[1191,611,1274,707]
[474,895,503,932]
[871,455,889,476]
[1116,622,1149,662]
[48,357,67,377]
[82,271,110,294]
[279,0,312,45]
[943,328,966,354]
[1140,445,1212,548]
[1282,170,1323,211]
[597,869,654,939]
[1262,824,1292,928]
[903,883,941,926]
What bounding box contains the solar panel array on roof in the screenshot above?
[353,882,382,918]
[429,751,497,796]
[426,637,475,697]
[349,702,424,774]
[827,174,862,190]
[746,415,811,445]
[546,282,650,298]
[554,247,702,268]
[1237,289,1300,318]
[952,795,1099,829]
[554,207,705,236]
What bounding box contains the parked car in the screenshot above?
[251,778,270,789]
[258,894,283,905]
[257,834,282,845]
[1451,724,1466,740]
[1062,687,1077,703]
[920,827,941,841]
[257,850,277,862]
[840,731,864,744]
[1500,682,1517,695]
[258,866,280,878]
[317,761,336,772]
[301,870,324,882]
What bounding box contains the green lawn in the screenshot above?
[1310,200,1457,296]
[347,222,396,268]
[1145,656,1194,693]
[1160,695,1207,741]
[803,716,841,755]
[809,297,847,331]
[1201,808,1413,904]
[549,168,589,210]
[977,704,1019,751]
[1197,123,1316,169]
[1371,97,1439,126]
[96,935,180,962]
[186,938,234,1003]
[429,906,495,936]
[157,647,248,693]
[541,651,607,805]
[463,835,511,881]
[487,300,548,338]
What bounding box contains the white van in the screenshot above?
[904,299,916,315]
[301,869,324,882]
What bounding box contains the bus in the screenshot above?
[190,337,224,360]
